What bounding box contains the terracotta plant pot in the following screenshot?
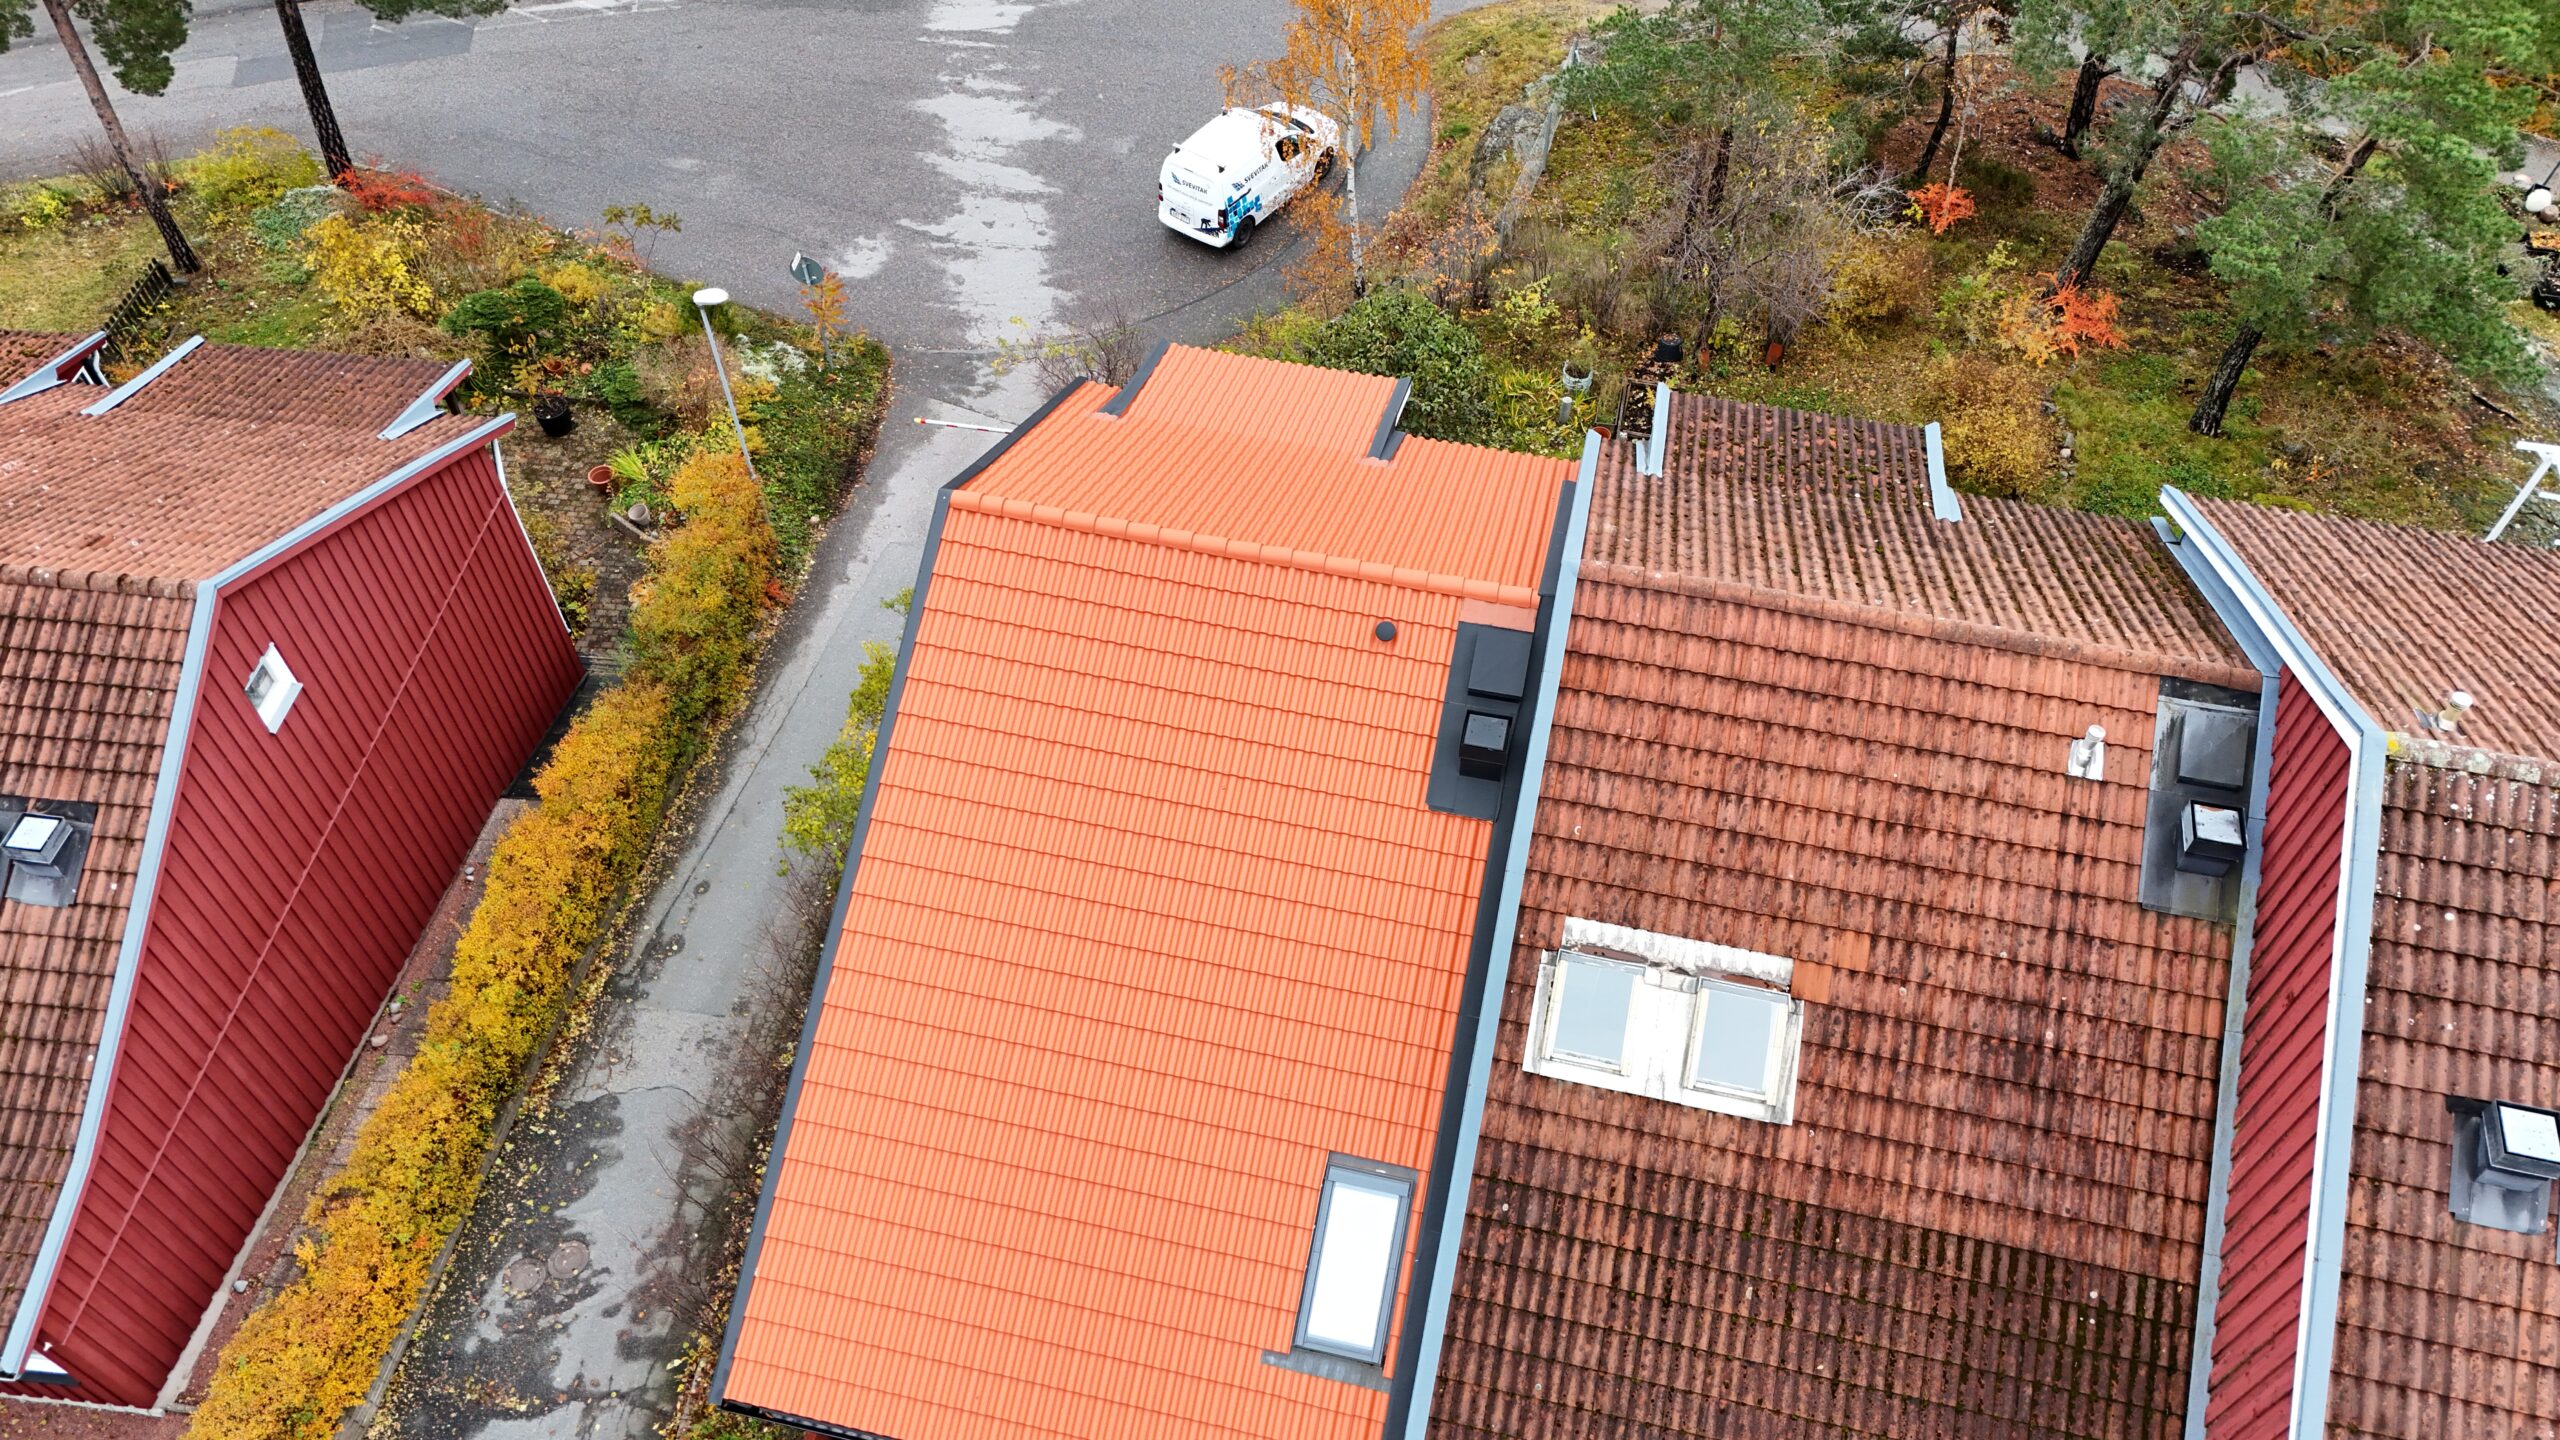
[588,464,615,491]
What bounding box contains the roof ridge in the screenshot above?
[948,487,1542,607]
[1583,560,2258,690]
[0,561,196,598]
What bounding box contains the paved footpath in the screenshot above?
[0,1,1478,1434]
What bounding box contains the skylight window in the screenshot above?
[243,644,303,733]
[1294,1159,1414,1366]
[1526,922,1806,1124]
[1545,955,1637,1069]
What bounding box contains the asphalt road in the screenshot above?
[3,2,1470,1435]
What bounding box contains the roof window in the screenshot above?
[244,644,303,733]
[1526,920,1805,1125]
[0,797,98,908]
[1292,1157,1415,1366]
[2449,1098,2560,1234]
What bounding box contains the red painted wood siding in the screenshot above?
[2202,673,2350,1440]
[22,444,578,1405]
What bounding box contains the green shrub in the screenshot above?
[780,601,905,865]
[186,447,783,1440]
[7,180,79,230]
[441,276,571,355]
[181,127,324,217]
[1296,286,1499,445]
[250,186,337,254]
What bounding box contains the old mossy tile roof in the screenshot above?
[723,347,1571,1439]
[1433,397,2248,1440]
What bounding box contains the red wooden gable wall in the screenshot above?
[17,444,579,1405]
[2202,673,2351,1440]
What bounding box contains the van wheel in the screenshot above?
[1232,217,1257,249]
[1315,150,1334,182]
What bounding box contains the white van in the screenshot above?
[1158,103,1341,249]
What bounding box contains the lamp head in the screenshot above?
[692,286,730,309]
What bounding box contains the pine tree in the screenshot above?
[2187,0,2542,434]
[1,0,200,274]
[274,0,503,181]
[2015,0,2307,292]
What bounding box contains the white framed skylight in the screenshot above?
[1525,921,1805,1125]
[1293,1157,1415,1365]
[242,644,303,733]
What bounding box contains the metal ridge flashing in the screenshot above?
[0,414,516,1378]
[1095,339,1173,418]
[1390,429,1599,1440]
[1367,378,1413,460]
[80,335,203,416]
[2158,487,2387,1440]
[0,331,108,406]
[379,360,473,440]
[1922,421,1963,522]
[1639,381,1670,477]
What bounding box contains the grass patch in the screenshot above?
[0,210,165,330]
[1397,0,1610,232]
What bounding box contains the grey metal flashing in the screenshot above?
[1386,431,1599,1440]
[1639,382,1671,477]
[1922,421,1963,522]
[1367,378,1414,459]
[2154,517,2282,677]
[712,485,954,1412]
[2180,671,2281,1439]
[0,415,515,1377]
[0,331,108,406]
[2157,487,2388,1440]
[79,335,202,417]
[1263,1346,1392,1392]
[1095,339,1174,417]
[378,360,472,440]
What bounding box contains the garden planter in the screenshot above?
[534,394,576,438]
[588,465,615,491]
[1561,361,1594,394]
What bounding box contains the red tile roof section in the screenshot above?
[0,566,193,1327]
[0,340,478,582]
[1435,570,2236,1440]
[2190,498,2560,762]
[2331,752,2560,1439]
[0,330,83,381]
[1599,395,2250,679]
[725,348,1571,1440]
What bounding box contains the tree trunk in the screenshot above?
[42,0,197,275]
[2052,48,2193,292]
[2189,322,2261,436]
[2060,52,2111,159]
[274,0,351,179]
[1907,21,1961,185]
[1344,149,1364,299]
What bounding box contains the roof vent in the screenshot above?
[0,798,97,909]
[2066,725,2105,780]
[2138,680,2260,922]
[2449,1098,2560,1233]
[1428,621,1537,819]
[2420,689,2475,735]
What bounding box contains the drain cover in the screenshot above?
[546,1240,590,1280]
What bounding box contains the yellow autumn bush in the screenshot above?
[1922,351,2057,498]
[186,452,775,1440]
[303,214,436,320]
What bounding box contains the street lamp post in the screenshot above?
[692,286,757,481]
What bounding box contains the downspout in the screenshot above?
[2156,489,2387,1440]
[1391,431,1597,1440]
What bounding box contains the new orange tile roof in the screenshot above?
[724,347,1571,1440]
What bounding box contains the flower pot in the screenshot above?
[533,394,575,438]
[1560,361,1594,394]
[588,465,615,491]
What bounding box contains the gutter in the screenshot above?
[1386,431,1598,1440]
[0,417,516,1379]
[2157,489,2388,1440]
